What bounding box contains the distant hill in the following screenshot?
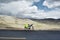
[31,18,60,24]
[0,15,60,30]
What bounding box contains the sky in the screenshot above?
[0,0,60,19]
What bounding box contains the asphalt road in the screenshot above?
[0,30,60,40]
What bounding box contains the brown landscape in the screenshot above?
[0,15,60,30]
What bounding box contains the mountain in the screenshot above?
[31,18,60,24]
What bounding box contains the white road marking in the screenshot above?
[0,37,26,39]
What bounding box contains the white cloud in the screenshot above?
[0,1,37,15]
[45,10,60,19]
[0,0,42,18]
[43,0,60,8]
[42,0,60,19]
[0,0,60,19]
[22,0,40,2]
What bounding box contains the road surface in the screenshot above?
[0,29,60,40]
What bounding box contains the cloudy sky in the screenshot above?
[0,0,60,19]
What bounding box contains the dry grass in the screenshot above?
[0,15,60,30]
